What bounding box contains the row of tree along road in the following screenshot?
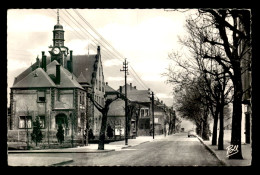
[163,9,251,160]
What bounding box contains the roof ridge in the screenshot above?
[59,64,83,89]
[11,67,56,88]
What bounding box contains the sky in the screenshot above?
[7,9,196,108]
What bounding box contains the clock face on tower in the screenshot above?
[53,47,60,55]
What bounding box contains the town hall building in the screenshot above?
[8,11,105,145]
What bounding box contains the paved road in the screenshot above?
[8,133,223,166]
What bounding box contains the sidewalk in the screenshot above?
[197,133,252,166]
[8,156,74,166]
[8,135,165,154]
[8,135,162,166]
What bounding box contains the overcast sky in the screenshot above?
[7,9,196,107]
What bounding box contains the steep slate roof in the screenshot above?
[107,99,125,116]
[72,55,97,84]
[46,60,83,89]
[105,84,117,93]
[127,90,151,103]
[77,72,88,84]
[105,84,119,100]
[11,67,56,88]
[13,56,52,86]
[13,54,99,87]
[120,83,139,92]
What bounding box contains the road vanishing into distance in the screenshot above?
[9,133,223,166]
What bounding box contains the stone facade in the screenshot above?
[8,86,87,144]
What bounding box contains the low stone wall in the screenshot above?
[8,130,84,144]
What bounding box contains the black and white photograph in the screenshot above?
[6,8,253,167]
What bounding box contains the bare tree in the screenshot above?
[193,9,251,159]
[88,93,127,150]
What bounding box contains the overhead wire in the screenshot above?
[47,9,162,102]
[71,9,149,90]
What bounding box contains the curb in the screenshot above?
[121,140,151,149]
[8,149,116,154]
[51,159,74,166]
[8,140,152,153]
[196,136,227,166]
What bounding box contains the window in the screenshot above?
[39,116,45,128]
[19,116,32,129]
[81,94,84,105]
[78,116,81,126]
[141,109,144,117]
[80,94,84,105]
[145,109,149,116]
[37,91,46,102]
[57,90,60,101]
[99,80,101,91]
[140,108,149,117]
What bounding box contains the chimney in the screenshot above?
[97,46,100,56]
[119,86,122,94]
[36,56,40,68]
[130,83,132,90]
[42,55,47,71]
[68,50,73,73]
[41,51,46,71]
[56,64,61,85]
[67,60,71,72]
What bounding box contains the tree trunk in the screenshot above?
[136,117,139,137]
[218,104,224,150]
[202,114,210,140]
[98,111,108,150]
[212,108,219,145]
[229,73,243,159]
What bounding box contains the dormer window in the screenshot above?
[37,91,46,103]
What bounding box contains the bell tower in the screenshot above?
[53,9,65,47]
[49,9,69,68]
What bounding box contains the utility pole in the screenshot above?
[120,58,129,145]
[152,91,155,139]
[48,110,50,148]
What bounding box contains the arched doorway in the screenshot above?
[55,113,68,136]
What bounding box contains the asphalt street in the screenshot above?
[8,133,223,166]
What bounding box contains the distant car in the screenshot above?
[188,130,196,137]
